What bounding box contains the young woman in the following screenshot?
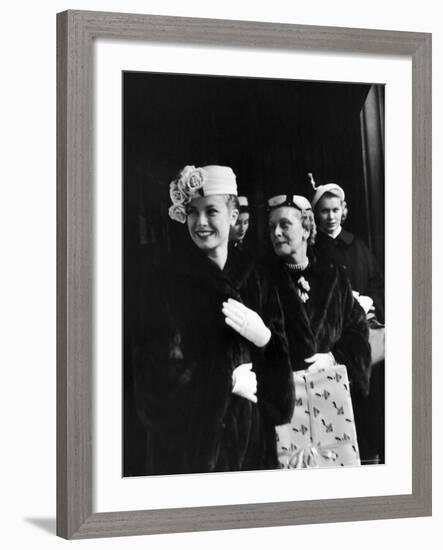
[312,182,384,323]
[229,195,250,250]
[134,165,294,475]
[312,181,385,463]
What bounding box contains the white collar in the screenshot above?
[328,227,342,239]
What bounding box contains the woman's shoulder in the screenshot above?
[338,229,375,257]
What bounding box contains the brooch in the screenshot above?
[296,276,310,303]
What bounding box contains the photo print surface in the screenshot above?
[123,71,385,477]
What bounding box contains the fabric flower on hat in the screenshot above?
[176,165,207,195]
[168,165,208,222]
[176,165,196,189]
[168,204,187,224]
[169,182,188,205]
[187,167,207,193]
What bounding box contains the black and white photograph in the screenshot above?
[1,0,438,545]
[123,71,386,477]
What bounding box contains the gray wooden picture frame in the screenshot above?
[56,9,432,539]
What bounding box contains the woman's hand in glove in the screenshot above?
[232,363,258,403]
[352,291,374,315]
[304,352,336,371]
[222,298,271,348]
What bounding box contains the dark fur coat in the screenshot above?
[134,246,294,475]
[314,229,385,323]
[268,254,372,398]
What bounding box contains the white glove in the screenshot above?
[352,291,374,315]
[222,298,271,348]
[304,352,336,371]
[232,363,258,403]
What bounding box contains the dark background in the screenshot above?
[123,72,385,476]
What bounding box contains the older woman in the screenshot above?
[134,166,294,475]
[266,193,371,468]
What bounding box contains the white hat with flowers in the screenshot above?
[168,165,238,223]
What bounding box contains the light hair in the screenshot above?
[225,194,239,211]
[296,209,317,246]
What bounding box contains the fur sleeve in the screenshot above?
[253,275,295,425]
[332,272,372,397]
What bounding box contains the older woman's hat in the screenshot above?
[267,194,312,212]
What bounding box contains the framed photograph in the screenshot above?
[57,10,431,539]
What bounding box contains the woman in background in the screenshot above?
[311,178,385,463]
[230,195,251,251]
[311,179,384,323]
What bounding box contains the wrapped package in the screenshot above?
[276,364,360,469]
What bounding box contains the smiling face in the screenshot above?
[268,206,309,262]
[186,195,238,256]
[230,212,250,242]
[316,195,344,236]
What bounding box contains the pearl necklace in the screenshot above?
[284,258,309,272]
